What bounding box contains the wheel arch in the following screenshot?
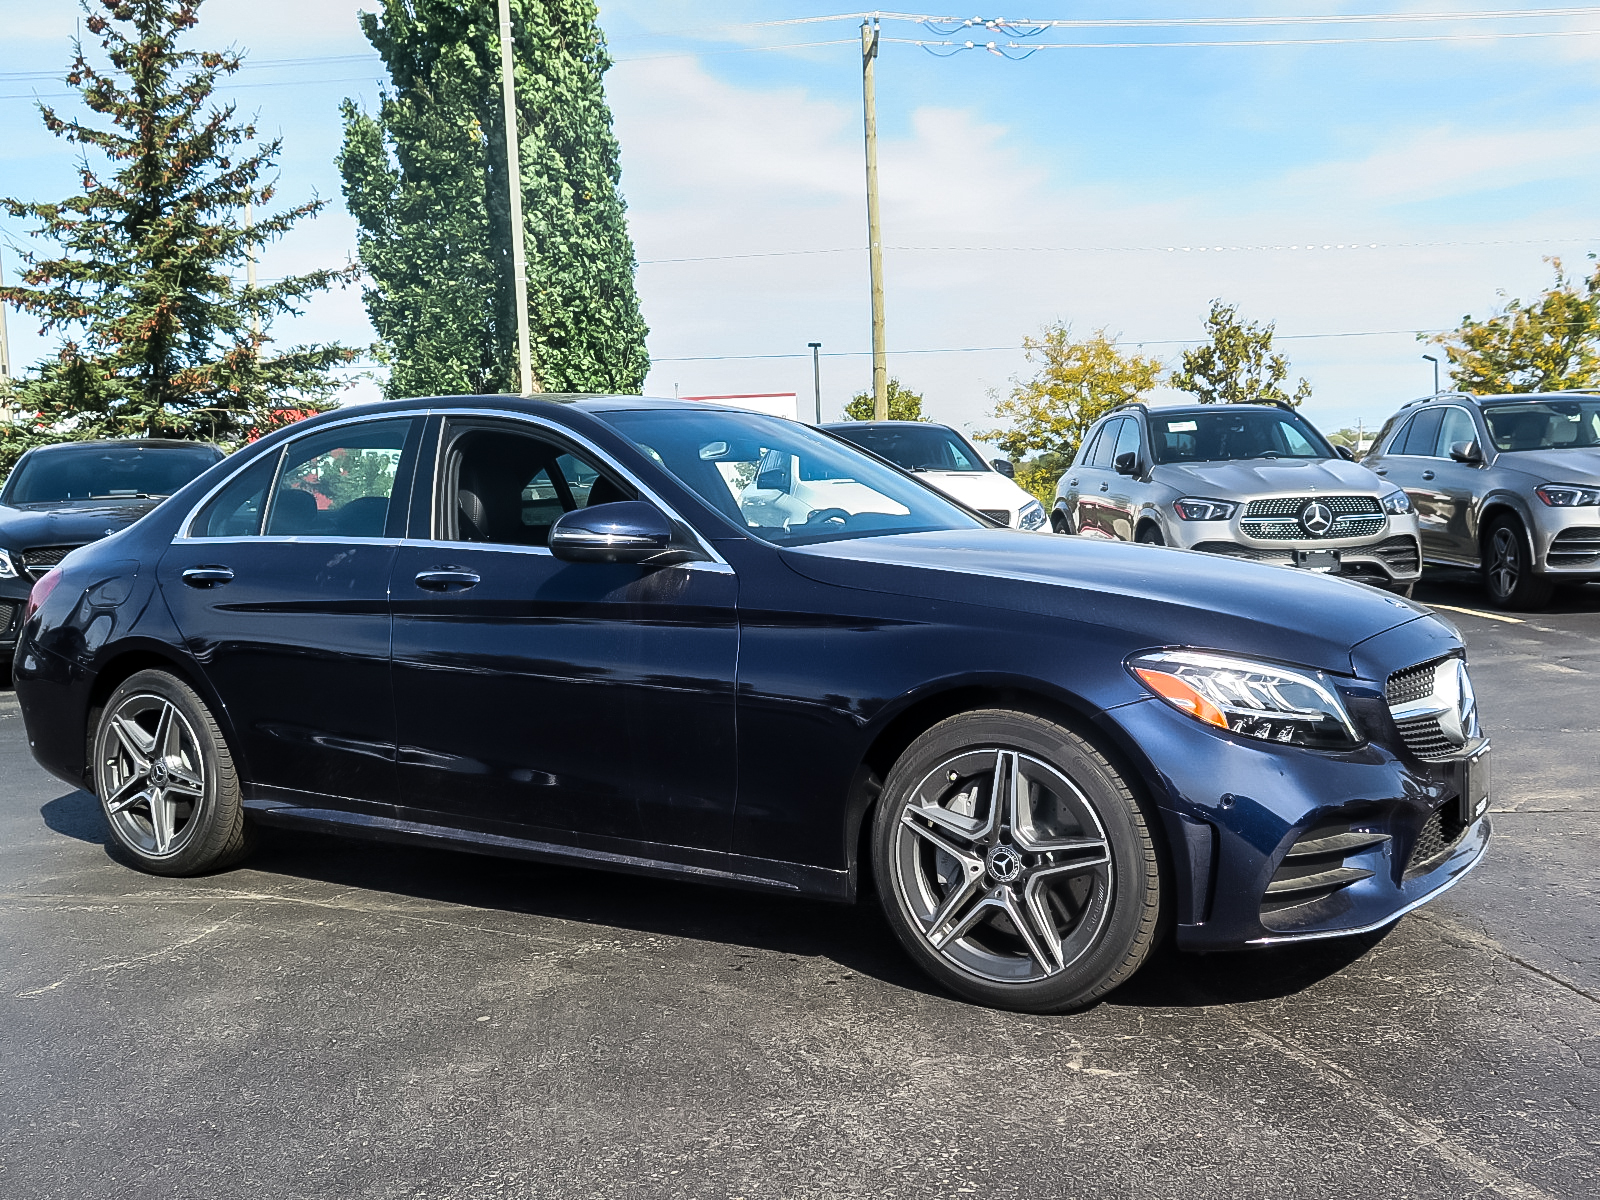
[84,643,236,791]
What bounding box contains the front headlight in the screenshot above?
[1173,498,1238,521]
[1381,489,1413,515]
[0,548,17,580]
[1018,500,1047,530]
[1535,484,1600,507]
[1129,649,1360,750]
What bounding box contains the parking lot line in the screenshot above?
[1424,603,1524,624]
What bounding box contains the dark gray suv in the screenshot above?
[1363,391,1600,609]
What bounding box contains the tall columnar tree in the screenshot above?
[1170,300,1310,407]
[339,0,649,399]
[1427,257,1600,393]
[0,0,357,465]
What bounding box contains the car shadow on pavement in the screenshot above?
[1415,572,1600,616]
[40,787,1394,1010]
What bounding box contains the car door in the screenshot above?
[1073,419,1122,538]
[388,415,739,853]
[157,415,423,807]
[1372,408,1446,551]
[1101,417,1144,541]
[1424,405,1485,563]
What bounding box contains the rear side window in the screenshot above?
[1073,425,1105,469]
[189,453,279,538]
[1396,409,1444,456]
[264,419,414,538]
[1088,420,1123,469]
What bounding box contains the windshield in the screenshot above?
[1149,409,1334,464]
[1482,400,1600,452]
[3,443,219,504]
[827,424,988,472]
[601,408,985,546]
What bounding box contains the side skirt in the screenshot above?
[243,796,852,902]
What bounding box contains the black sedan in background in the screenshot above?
[1,440,224,667]
[11,397,1490,1013]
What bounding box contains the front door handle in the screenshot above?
[1421,470,1435,481]
[181,566,234,588]
[414,569,481,592]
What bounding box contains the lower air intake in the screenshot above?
[1261,821,1389,919]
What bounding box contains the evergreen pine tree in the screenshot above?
[339,0,649,399]
[0,0,358,466]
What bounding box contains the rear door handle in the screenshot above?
[414,569,480,592]
[181,566,234,588]
[1421,470,1435,481]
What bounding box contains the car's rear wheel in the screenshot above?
[1050,506,1073,535]
[1482,515,1553,610]
[92,670,252,876]
[872,710,1162,1012]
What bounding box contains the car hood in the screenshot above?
[781,529,1430,675]
[1152,457,1385,497]
[0,498,162,548]
[1492,447,1600,483]
[915,471,1033,514]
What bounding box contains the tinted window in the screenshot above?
[4,443,218,504]
[441,424,634,547]
[190,452,279,538]
[1113,419,1142,464]
[1149,409,1333,464]
[1396,409,1444,457]
[1088,420,1123,469]
[1435,407,1478,457]
[601,408,983,546]
[831,425,987,472]
[264,420,412,538]
[1482,399,1600,451]
[1074,424,1106,470]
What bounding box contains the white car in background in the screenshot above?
[818,420,1048,530]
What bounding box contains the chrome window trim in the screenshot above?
[427,407,731,568]
[396,537,735,573]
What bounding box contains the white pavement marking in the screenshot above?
[14,913,238,997]
[1425,603,1524,624]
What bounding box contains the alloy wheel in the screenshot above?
[1488,525,1520,599]
[890,748,1113,984]
[98,693,208,858]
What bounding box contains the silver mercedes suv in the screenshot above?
[1362,391,1600,609]
[1052,402,1422,594]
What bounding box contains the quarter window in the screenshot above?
[1089,420,1124,469]
[189,452,279,538]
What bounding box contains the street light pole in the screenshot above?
[498,0,535,396]
[808,342,822,423]
[0,245,11,389]
[860,17,888,421]
[1422,353,1440,395]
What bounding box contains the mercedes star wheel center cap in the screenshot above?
[149,760,168,785]
[1299,500,1334,537]
[986,844,1023,883]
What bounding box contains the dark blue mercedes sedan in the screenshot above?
[9,397,1491,1012]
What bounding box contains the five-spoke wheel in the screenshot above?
[1482,514,1552,611]
[93,670,251,875]
[874,710,1161,1012]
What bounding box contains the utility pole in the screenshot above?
[244,198,260,338]
[808,342,822,423]
[0,245,11,391]
[498,0,535,395]
[861,17,888,420]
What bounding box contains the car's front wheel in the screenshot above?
[1482,514,1553,610]
[92,669,252,876]
[872,710,1162,1012]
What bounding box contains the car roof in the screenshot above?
[1117,404,1293,420]
[1399,389,1600,411]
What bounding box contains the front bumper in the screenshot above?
[1104,695,1490,951]
[1171,519,1421,584]
[1529,506,1600,578]
[0,575,30,653]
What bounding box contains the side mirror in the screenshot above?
[1114,451,1139,476]
[1335,445,1356,461]
[992,458,1015,479]
[549,501,682,565]
[1449,439,1482,464]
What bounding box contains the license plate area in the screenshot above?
[1293,549,1341,572]
[1461,746,1492,824]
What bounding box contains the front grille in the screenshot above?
[1386,658,1442,707]
[1547,526,1600,567]
[1261,820,1388,920]
[1386,655,1465,760]
[1190,541,1293,564]
[1244,495,1382,518]
[978,509,1011,525]
[19,545,82,580]
[1405,803,1468,877]
[1392,714,1457,759]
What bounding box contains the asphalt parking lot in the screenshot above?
[2,574,1596,1200]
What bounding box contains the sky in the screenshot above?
[4,1,1600,446]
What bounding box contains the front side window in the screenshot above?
[1113,419,1142,464]
[1483,399,1600,452]
[1150,409,1333,464]
[439,423,634,547]
[263,419,413,538]
[3,443,218,505]
[832,425,987,472]
[1435,407,1478,457]
[601,408,983,546]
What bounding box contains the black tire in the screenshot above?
[91,669,252,876]
[1050,506,1073,535]
[872,710,1163,1013]
[1482,514,1553,611]
[1135,523,1165,546]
